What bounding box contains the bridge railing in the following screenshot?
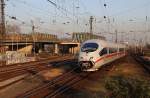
[3,33,59,42]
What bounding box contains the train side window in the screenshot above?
[109,48,113,53]
[119,48,124,52]
[99,48,107,56]
[114,48,117,53]
[109,48,117,53]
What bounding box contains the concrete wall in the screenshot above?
[18,45,33,55]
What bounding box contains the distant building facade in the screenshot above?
[72,32,106,42]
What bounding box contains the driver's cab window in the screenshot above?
[99,48,107,56]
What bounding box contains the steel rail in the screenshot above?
[132,54,150,73]
[0,56,73,74]
[45,72,90,98]
[16,62,79,98]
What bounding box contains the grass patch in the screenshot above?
[105,75,150,98]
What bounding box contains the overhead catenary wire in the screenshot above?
[46,0,88,26]
[98,0,113,40]
[10,0,78,34]
[5,0,150,41]
[47,0,75,21]
[6,14,58,34]
[7,0,75,27]
[6,0,94,34]
[6,0,69,33]
[7,0,61,20]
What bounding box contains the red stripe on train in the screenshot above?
[95,52,125,63]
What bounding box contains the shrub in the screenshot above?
[105,76,150,98]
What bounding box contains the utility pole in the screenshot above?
[115,29,118,43]
[31,20,35,33]
[145,16,148,46]
[0,0,5,46]
[89,16,94,34]
[31,20,36,57]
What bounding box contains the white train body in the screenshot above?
[78,39,126,71]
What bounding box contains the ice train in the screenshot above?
[78,39,126,71]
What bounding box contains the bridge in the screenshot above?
[0,32,105,55]
[3,33,58,43]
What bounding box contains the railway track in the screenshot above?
[16,61,89,98]
[0,55,63,72]
[0,56,72,73]
[132,54,150,73]
[0,55,126,98]
[16,56,121,98]
[0,55,59,68]
[45,72,89,98]
[0,55,74,82]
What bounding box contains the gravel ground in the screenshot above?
[58,56,150,98]
[0,56,149,98]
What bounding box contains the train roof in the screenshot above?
[82,39,125,48]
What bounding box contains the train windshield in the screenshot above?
[81,43,98,52]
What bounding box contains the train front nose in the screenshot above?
[79,61,93,70]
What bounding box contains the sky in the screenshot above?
[5,0,150,44]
